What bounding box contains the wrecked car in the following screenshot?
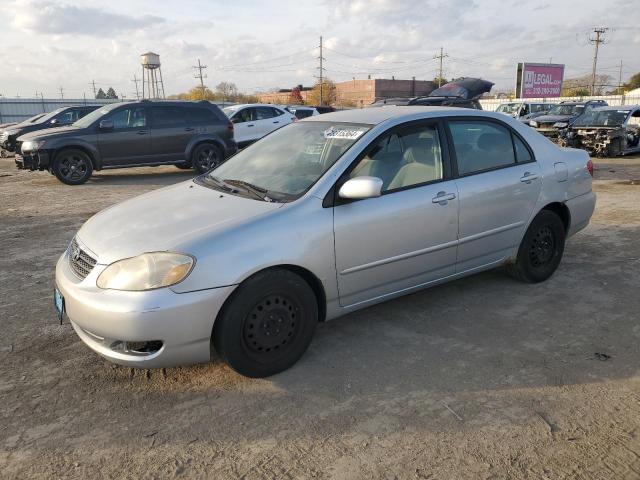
[496,102,555,123]
[529,100,607,139]
[368,77,494,110]
[559,106,640,157]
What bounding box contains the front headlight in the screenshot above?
[529,120,538,127]
[96,252,195,291]
[21,140,46,152]
[553,122,568,128]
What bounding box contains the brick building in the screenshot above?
[258,78,436,107]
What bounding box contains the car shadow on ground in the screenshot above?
[88,167,196,186]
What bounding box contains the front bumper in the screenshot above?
[534,127,560,138]
[15,150,50,170]
[55,249,236,368]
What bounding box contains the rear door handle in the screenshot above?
[136,130,148,135]
[184,127,195,132]
[432,191,456,204]
[247,124,255,127]
[520,172,539,183]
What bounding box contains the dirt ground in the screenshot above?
[1,155,640,480]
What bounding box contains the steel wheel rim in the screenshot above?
[197,147,219,171]
[59,153,89,181]
[529,226,555,267]
[242,294,301,355]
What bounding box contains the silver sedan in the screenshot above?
[55,106,596,377]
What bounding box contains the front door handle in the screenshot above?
[247,124,255,127]
[520,172,539,183]
[184,127,195,132]
[432,191,456,204]
[273,121,279,124]
[136,130,148,135]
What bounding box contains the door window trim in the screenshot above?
[323,119,453,208]
[443,116,536,179]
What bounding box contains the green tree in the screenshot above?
[105,87,118,99]
[95,88,106,99]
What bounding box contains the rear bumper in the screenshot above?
[55,250,236,368]
[566,191,596,237]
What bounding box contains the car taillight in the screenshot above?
[587,159,594,177]
[227,122,234,132]
[292,117,298,122]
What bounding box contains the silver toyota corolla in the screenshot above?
[55,107,596,377]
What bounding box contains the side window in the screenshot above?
[449,121,516,175]
[513,134,533,163]
[107,107,147,129]
[56,110,78,123]
[271,107,285,117]
[151,107,186,127]
[350,124,443,192]
[188,107,217,124]
[255,107,276,120]
[232,108,254,123]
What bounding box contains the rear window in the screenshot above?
[188,107,218,124]
[151,107,187,127]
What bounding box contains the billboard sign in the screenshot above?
[516,63,565,98]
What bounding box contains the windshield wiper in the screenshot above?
[203,175,236,192]
[223,179,277,202]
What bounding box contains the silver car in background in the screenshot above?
[55,107,596,378]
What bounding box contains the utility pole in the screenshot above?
[618,60,624,105]
[131,74,140,100]
[589,27,608,95]
[317,36,325,106]
[90,80,97,99]
[58,86,64,99]
[434,47,449,87]
[193,59,208,100]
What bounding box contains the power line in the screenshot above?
[193,59,208,99]
[589,27,608,95]
[434,47,449,87]
[131,74,140,100]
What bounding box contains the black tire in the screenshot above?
[52,148,93,185]
[213,269,318,378]
[175,162,192,170]
[191,143,223,174]
[507,210,566,283]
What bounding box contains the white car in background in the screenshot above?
[223,104,296,147]
[286,106,320,119]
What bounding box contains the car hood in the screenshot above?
[77,180,283,265]
[533,114,574,124]
[18,125,83,141]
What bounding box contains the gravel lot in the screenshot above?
[1,155,640,479]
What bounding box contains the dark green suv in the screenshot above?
[15,100,237,185]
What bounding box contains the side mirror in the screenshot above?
[338,176,383,200]
[50,118,59,125]
[99,120,114,131]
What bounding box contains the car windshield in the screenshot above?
[573,110,629,127]
[222,107,240,118]
[203,121,370,201]
[496,103,521,114]
[33,108,65,124]
[73,107,112,128]
[548,104,583,116]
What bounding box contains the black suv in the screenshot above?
[15,100,236,185]
[1,106,100,153]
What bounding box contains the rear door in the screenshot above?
[149,106,190,162]
[97,106,151,166]
[254,107,280,137]
[446,118,542,272]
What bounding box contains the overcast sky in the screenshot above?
[0,0,638,99]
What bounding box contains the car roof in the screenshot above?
[591,105,639,111]
[224,103,284,110]
[303,105,485,125]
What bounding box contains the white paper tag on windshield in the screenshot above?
[324,126,365,140]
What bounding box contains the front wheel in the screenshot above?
[507,210,566,283]
[213,269,318,378]
[52,149,93,185]
[191,143,223,174]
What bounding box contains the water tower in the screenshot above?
[140,52,165,99]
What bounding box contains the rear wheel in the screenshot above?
[213,269,318,378]
[192,143,223,174]
[52,149,93,185]
[507,210,565,283]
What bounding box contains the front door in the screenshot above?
[97,106,151,166]
[446,119,542,272]
[333,121,459,307]
[231,107,258,145]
